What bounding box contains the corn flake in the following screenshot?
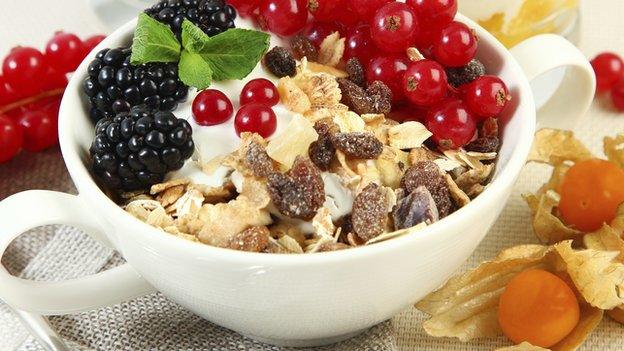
[318,32,345,67]
[387,121,432,150]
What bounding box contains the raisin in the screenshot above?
[317,242,351,252]
[465,137,500,153]
[291,35,318,61]
[267,156,325,220]
[227,226,270,252]
[367,80,393,101]
[337,78,373,114]
[244,141,275,177]
[401,161,453,217]
[351,183,389,241]
[480,117,499,139]
[346,58,365,87]
[264,46,296,78]
[446,59,486,87]
[308,120,338,170]
[331,132,383,159]
[393,186,439,230]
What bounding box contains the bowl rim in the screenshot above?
[58,13,536,265]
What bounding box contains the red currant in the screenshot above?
[611,79,624,111]
[41,68,68,91]
[0,115,23,163]
[229,0,261,17]
[307,0,341,21]
[332,0,360,27]
[192,89,234,126]
[403,59,448,106]
[303,21,345,48]
[344,24,377,65]
[234,103,277,138]
[83,35,106,54]
[371,2,418,53]
[367,55,410,102]
[0,75,22,107]
[388,104,428,123]
[407,0,457,28]
[240,78,279,107]
[17,109,58,152]
[591,52,624,93]
[462,75,510,118]
[425,99,477,149]
[45,32,85,74]
[348,0,392,21]
[2,47,49,97]
[431,21,477,67]
[259,0,309,37]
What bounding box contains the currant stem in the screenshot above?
[0,88,65,115]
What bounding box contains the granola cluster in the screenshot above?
[124,34,500,254]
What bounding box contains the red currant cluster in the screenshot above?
[227,0,510,150]
[591,52,624,111]
[0,32,106,163]
[192,78,279,138]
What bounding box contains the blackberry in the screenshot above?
[90,105,194,192]
[445,59,486,87]
[145,0,237,39]
[83,48,188,123]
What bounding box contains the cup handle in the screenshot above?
[0,190,156,315]
[510,34,596,129]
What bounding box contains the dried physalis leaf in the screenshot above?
[387,121,433,150]
[318,31,345,67]
[529,129,593,165]
[306,61,349,78]
[227,226,270,252]
[603,133,624,168]
[266,115,319,169]
[278,76,312,114]
[331,132,384,159]
[495,343,549,351]
[555,240,624,310]
[393,186,439,230]
[523,190,581,244]
[583,224,624,260]
[267,156,325,220]
[416,245,551,341]
[402,161,454,217]
[351,183,389,241]
[612,204,624,234]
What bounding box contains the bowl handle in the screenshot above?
[0,190,156,315]
[511,34,595,130]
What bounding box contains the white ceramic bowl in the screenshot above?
[0,14,594,347]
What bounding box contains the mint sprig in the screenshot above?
[130,14,270,90]
[130,13,181,65]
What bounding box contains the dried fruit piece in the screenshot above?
[244,140,275,177]
[401,161,453,217]
[367,80,393,101]
[266,114,319,168]
[267,156,325,220]
[352,183,389,241]
[227,226,271,252]
[480,117,499,139]
[445,59,486,87]
[291,35,318,61]
[346,57,365,87]
[331,132,384,159]
[264,46,296,78]
[308,120,338,170]
[337,78,392,115]
[393,186,439,230]
[465,137,500,153]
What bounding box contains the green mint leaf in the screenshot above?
[130,13,181,65]
[178,50,213,90]
[183,26,270,81]
[181,20,208,54]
